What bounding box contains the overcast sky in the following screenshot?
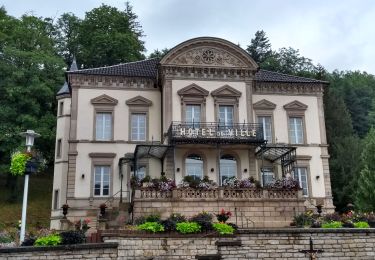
[3,0,375,74]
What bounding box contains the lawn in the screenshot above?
[0,173,53,231]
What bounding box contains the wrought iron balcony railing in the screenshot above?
[167,121,265,145]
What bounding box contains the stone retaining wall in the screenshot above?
[134,189,305,228]
[0,243,118,260]
[102,229,375,260]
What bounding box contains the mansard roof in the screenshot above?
[67,58,158,78]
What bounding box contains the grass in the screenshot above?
[0,172,53,231]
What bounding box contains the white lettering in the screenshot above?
[180,128,186,136]
[201,128,206,136]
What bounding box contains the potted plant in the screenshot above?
[99,203,107,217]
[61,204,70,218]
[216,208,232,223]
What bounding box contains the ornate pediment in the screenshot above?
[126,96,152,106]
[170,47,248,67]
[253,99,276,110]
[211,85,242,98]
[283,100,308,110]
[90,94,118,105]
[177,84,209,97]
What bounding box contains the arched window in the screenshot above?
[220,154,237,185]
[185,154,203,180]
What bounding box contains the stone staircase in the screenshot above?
[100,202,131,230]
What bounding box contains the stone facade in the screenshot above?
[0,243,118,260]
[133,188,305,228]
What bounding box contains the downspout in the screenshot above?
[118,157,124,204]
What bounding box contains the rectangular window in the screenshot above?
[219,105,234,127]
[96,112,112,140]
[53,190,59,210]
[289,117,304,144]
[294,167,309,196]
[261,168,274,186]
[131,113,146,141]
[56,139,62,158]
[94,166,110,197]
[59,101,64,116]
[258,116,272,142]
[186,105,201,127]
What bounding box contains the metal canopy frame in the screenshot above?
[134,144,171,160]
[255,144,297,176]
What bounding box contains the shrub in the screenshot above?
[321,221,343,229]
[145,214,161,223]
[213,223,235,235]
[190,212,213,231]
[216,209,232,223]
[21,237,36,246]
[34,234,62,246]
[293,211,315,227]
[161,213,187,232]
[60,230,86,245]
[137,222,164,233]
[0,232,13,244]
[265,177,300,190]
[353,221,370,228]
[323,213,341,222]
[176,222,201,234]
[134,216,147,225]
[226,223,238,231]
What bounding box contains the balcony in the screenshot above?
[167,121,265,145]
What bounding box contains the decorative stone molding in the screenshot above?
[177,83,209,98]
[125,96,153,107]
[211,85,241,98]
[91,94,118,106]
[284,100,308,111]
[68,74,156,89]
[254,82,325,95]
[253,99,276,110]
[160,37,259,69]
[89,153,116,158]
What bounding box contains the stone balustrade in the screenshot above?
[135,187,301,200]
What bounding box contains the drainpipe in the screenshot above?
[118,157,124,204]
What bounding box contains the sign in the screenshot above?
[177,127,257,138]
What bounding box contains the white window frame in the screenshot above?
[93,165,111,197]
[261,167,275,186]
[131,113,147,141]
[289,117,304,144]
[95,112,112,141]
[186,105,201,127]
[220,155,237,185]
[185,154,204,180]
[258,116,273,142]
[294,167,309,197]
[219,105,234,127]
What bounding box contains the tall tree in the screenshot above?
[78,3,145,68]
[0,8,65,177]
[148,48,170,59]
[246,30,272,64]
[355,128,375,211]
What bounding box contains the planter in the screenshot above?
[368,221,375,228]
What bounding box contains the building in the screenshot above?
[51,37,333,229]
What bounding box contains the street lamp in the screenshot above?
[19,130,40,243]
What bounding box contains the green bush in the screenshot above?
[145,214,161,223]
[212,223,235,235]
[353,221,370,228]
[34,234,61,246]
[176,222,201,234]
[60,230,86,244]
[321,221,343,229]
[137,222,164,233]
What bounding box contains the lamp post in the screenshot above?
[19,130,40,243]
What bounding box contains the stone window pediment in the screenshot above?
[211,85,242,98]
[253,99,276,110]
[283,100,308,111]
[126,96,153,107]
[91,94,118,106]
[177,83,209,97]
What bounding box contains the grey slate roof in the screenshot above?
[61,58,327,94]
[67,58,158,78]
[56,81,69,96]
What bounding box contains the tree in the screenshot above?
[55,13,81,66]
[148,48,170,59]
[246,30,272,64]
[355,128,375,211]
[78,3,145,68]
[0,8,65,180]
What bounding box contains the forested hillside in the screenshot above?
[1,4,375,216]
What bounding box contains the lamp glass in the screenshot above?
[26,135,34,147]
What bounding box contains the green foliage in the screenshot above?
[137,222,164,233]
[9,152,31,176]
[293,211,315,227]
[34,234,61,246]
[212,223,234,235]
[321,221,343,229]
[246,30,272,64]
[145,214,161,223]
[60,230,86,244]
[353,221,370,228]
[148,48,170,59]
[77,3,145,68]
[176,222,201,234]
[355,128,375,211]
[189,212,213,231]
[0,232,13,243]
